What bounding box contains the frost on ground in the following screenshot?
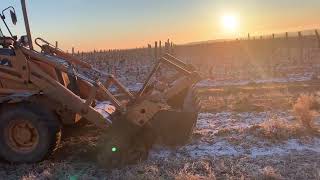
[1,112,320,179]
[197,71,314,88]
[150,111,320,160]
[2,79,320,179]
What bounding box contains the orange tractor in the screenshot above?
[0,0,200,167]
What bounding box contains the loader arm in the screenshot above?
[31,39,200,128]
[27,38,201,125]
[27,60,111,127]
[16,45,120,127]
[35,38,92,69]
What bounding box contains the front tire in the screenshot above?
[0,104,61,163]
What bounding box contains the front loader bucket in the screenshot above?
[150,110,198,146]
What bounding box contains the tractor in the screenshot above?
[0,0,200,168]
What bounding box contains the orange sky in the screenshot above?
[1,0,319,52]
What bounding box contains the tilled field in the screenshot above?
[1,80,320,180]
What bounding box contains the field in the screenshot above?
[1,75,320,180]
[2,35,320,179]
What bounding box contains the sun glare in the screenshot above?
[221,15,238,32]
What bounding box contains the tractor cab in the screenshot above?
[0,36,15,57]
[0,4,82,97]
[0,6,19,66]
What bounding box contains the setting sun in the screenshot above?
[221,15,238,32]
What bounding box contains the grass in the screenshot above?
[260,166,283,180]
[293,94,319,131]
[174,161,216,180]
[213,93,320,142]
[252,117,305,141]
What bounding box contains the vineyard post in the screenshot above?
[159,41,162,57]
[315,30,320,48]
[154,41,158,61]
[148,44,152,57]
[285,32,290,61]
[298,31,303,64]
[269,33,275,64]
[271,34,276,69]
[170,42,174,54]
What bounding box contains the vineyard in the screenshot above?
[1,23,320,178]
[2,75,320,179]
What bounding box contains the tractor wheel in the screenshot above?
[0,104,61,163]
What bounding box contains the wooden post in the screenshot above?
[170,42,174,53]
[72,47,75,55]
[247,33,250,40]
[285,32,290,61]
[55,41,58,49]
[154,41,158,61]
[270,34,275,66]
[159,41,162,57]
[315,30,320,48]
[298,31,303,64]
[148,44,152,57]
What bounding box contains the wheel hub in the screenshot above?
[6,120,39,153]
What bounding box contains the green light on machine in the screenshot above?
[112,147,117,152]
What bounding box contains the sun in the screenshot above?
[221,15,238,32]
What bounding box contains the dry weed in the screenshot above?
[250,117,305,141]
[174,161,216,180]
[293,94,319,132]
[260,166,283,180]
[175,172,208,180]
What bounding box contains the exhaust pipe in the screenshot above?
[20,0,33,50]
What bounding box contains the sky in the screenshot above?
[0,0,319,51]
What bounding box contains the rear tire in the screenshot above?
[0,104,61,163]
